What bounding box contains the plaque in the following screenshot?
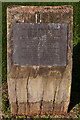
[13,23,68,66]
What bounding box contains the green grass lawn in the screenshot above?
[2,2,80,118]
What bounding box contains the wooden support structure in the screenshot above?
[7,6,73,116]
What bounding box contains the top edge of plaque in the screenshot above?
[13,23,68,25]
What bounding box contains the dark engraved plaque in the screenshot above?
[13,23,68,66]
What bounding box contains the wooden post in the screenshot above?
[7,6,73,116]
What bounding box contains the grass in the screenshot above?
[2,2,80,118]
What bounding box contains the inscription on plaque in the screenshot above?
[13,23,68,66]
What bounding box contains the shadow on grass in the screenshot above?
[68,42,80,112]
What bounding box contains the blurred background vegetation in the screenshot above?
[2,2,80,118]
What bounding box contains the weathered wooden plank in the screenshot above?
[7,6,73,116]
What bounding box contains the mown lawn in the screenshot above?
[2,2,80,119]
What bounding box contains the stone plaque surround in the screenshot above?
[7,6,73,116]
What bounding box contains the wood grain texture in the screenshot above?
[7,5,73,116]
